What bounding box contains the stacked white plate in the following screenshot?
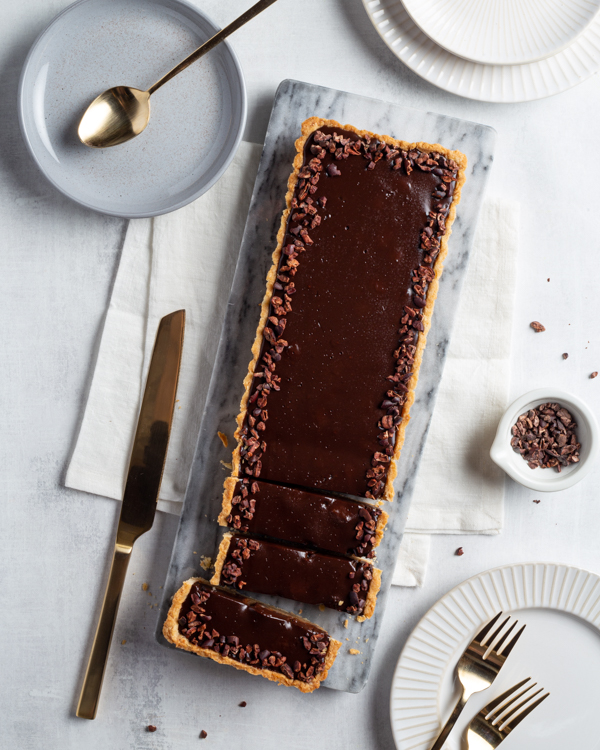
[362,0,600,102]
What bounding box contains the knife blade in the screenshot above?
[76,309,185,720]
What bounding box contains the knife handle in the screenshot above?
[76,544,132,719]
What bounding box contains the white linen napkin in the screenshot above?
[66,142,518,585]
[66,141,263,515]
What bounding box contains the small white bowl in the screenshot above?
[490,388,599,492]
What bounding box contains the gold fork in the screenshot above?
[467,678,550,748]
[430,612,526,750]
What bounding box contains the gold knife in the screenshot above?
[76,309,185,720]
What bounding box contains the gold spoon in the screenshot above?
[78,0,279,149]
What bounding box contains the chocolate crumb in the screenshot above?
[239,701,247,708]
[562,353,569,360]
[147,725,157,733]
[455,547,464,556]
[591,372,598,379]
[200,730,208,739]
[530,321,545,333]
[533,499,541,504]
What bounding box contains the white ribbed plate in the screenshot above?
[390,563,600,750]
[402,0,600,66]
[363,0,600,102]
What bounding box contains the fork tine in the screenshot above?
[490,685,542,724]
[481,678,531,715]
[502,692,550,732]
[474,611,503,646]
[490,618,517,653]
[488,682,543,723]
[499,622,526,658]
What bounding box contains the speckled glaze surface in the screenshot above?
[18,0,246,218]
[155,79,496,693]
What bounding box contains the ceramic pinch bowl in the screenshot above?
[490,388,600,492]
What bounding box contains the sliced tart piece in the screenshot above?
[211,533,381,618]
[219,477,388,558]
[163,578,340,693]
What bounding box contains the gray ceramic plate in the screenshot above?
[18,0,246,218]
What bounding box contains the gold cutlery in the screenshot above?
[467,678,549,748]
[430,612,526,750]
[76,309,185,719]
[78,0,279,149]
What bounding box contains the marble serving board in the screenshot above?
[155,79,496,693]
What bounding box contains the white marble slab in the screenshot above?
[155,79,496,692]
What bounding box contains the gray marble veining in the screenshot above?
[155,79,496,693]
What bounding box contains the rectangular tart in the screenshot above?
[231,118,466,501]
[219,477,388,558]
[211,533,381,618]
[163,578,341,693]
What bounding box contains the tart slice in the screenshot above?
[211,534,381,618]
[219,477,388,558]
[163,578,341,693]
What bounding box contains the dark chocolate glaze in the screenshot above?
[220,534,375,615]
[240,126,455,497]
[178,581,330,682]
[226,478,382,558]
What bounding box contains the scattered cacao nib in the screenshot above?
[455,547,464,556]
[147,725,157,733]
[239,701,247,707]
[530,321,545,333]
[200,730,208,739]
[533,499,541,504]
[591,372,598,379]
[510,402,581,471]
[562,353,568,360]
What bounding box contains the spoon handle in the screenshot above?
[148,0,279,95]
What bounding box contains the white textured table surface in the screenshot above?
[2,1,600,748]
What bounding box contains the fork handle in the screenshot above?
[430,692,468,750]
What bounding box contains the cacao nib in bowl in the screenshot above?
[490,388,599,492]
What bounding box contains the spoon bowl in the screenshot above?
[78,86,150,148]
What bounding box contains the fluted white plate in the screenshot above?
[402,0,600,66]
[390,562,600,750]
[363,0,600,102]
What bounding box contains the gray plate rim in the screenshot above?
[17,0,247,219]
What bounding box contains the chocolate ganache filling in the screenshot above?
[238,126,458,499]
[178,581,330,683]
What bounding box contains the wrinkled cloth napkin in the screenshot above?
[66,141,518,585]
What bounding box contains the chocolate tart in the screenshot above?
[163,578,341,693]
[211,534,382,618]
[230,118,467,501]
[219,477,388,558]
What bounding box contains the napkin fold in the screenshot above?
[66,142,518,586]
